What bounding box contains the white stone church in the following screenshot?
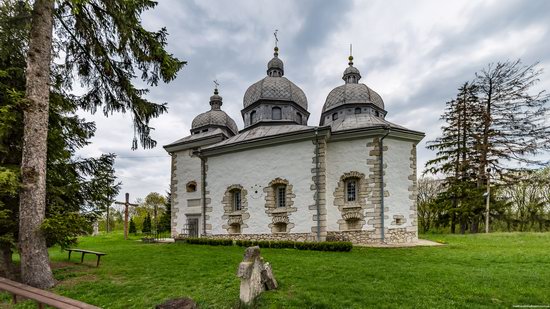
[164,46,424,244]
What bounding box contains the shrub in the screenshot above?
[179,237,352,252]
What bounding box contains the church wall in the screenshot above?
[384,138,418,242]
[206,140,316,236]
[325,138,375,232]
[172,149,203,236]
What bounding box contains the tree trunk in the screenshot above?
[0,243,16,280]
[19,0,55,289]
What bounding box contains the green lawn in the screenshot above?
[2,232,550,308]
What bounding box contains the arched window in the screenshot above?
[276,185,286,208]
[355,107,361,114]
[296,113,302,124]
[346,179,357,202]
[375,111,380,117]
[332,113,338,121]
[232,189,242,211]
[250,110,257,124]
[272,107,282,120]
[186,181,197,192]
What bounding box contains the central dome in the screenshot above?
[243,76,308,110]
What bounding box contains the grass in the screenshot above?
[2,232,550,308]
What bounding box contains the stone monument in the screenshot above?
[236,246,277,304]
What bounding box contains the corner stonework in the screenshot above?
[407,143,419,241]
[309,138,327,240]
[170,153,179,237]
[366,137,389,241]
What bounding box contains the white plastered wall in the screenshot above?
[384,138,414,229]
[173,149,203,235]
[206,140,315,235]
[325,138,374,231]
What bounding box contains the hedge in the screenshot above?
[179,238,352,252]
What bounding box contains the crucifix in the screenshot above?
[273,29,278,47]
[115,192,139,240]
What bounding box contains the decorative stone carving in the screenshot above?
[264,178,296,233]
[236,246,277,305]
[221,185,249,234]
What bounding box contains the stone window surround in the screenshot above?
[264,178,297,234]
[333,171,369,231]
[221,184,250,234]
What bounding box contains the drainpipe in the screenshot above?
[315,128,321,241]
[379,126,391,243]
[200,155,207,237]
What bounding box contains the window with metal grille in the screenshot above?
[233,190,242,211]
[276,186,286,208]
[346,179,357,202]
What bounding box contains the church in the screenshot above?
[164,45,424,244]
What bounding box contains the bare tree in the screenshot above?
[417,178,443,232]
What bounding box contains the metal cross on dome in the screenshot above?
[273,29,278,47]
[213,79,219,89]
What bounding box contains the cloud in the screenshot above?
[74,0,550,201]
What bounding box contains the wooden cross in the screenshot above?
[114,192,139,240]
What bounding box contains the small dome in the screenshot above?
[243,76,308,110]
[322,57,384,113]
[343,65,360,77]
[191,87,238,135]
[267,56,284,72]
[322,83,384,113]
[192,110,238,135]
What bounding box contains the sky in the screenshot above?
[75,0,550,204]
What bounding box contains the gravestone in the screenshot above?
[236,246,277,304]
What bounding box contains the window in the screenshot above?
[272,107,282,120]
[186,181,197,192]
[296,113,302,124]
[233,190,242,211]
[332,113,338,121]
[250,110,257,124]
[276,185,286,208]
[230,224,241,234]
[202,129,208,132]
[346,179,357,202]
[355,107,361,114]
[375,111,380,117]
[274,222,287,233]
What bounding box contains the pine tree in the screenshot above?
[15,0,184,288]
[425,82,483,233]
[1,0,121,280]
[129,218,137,235]
[142,213,152,234]
[158,192,171,233]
